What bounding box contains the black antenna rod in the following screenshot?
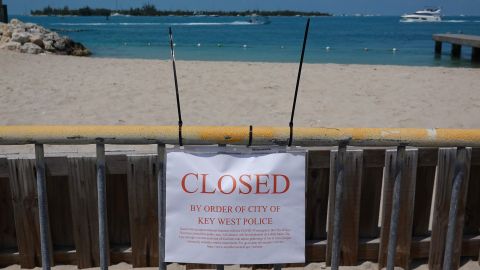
[169,27,183,146]
[288,18,310,147]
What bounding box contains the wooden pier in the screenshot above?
[433,34,480,62]
[0,0,7,24]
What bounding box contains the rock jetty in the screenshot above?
[0,19,90,56]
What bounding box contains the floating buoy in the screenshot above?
[217,43,223,47]
[363,47,369,51]
[173,43,176,47]
[197,43,201,47]
[326,46,331,51]
[243,44,247,48]
[392,48,397,52]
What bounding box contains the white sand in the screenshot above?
[1,51,479,128]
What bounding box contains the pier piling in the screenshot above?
[451,44,462,58]
[433,34,480,62]
[435,41,442,55]
[0,0,8,24]
[473,47,480,62]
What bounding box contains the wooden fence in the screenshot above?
[0,147,479,269]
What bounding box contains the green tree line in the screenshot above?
[31,4,331,17]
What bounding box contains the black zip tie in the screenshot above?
[288,18,310,147]
[248,125,253,147]
[169,27,183,146]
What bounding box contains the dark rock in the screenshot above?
[65,39,91,56]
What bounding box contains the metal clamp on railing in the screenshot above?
[248,125,253,147]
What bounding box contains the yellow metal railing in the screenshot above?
[1,125,480,146]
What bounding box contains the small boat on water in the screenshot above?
[248,14,271,25]
[401,8,442,22]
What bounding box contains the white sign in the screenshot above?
[165,146,306,265]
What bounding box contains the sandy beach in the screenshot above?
[1,50,479,128]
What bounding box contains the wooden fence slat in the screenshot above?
[0,161,18,265]
[0,158,8,178]
[412,149,437,236]
[0,160,16,252]
[7,158,41,268]
[127,155,159,267]
[106,174,130,246]
[428,148,472,270]
[305,152,330,240]
[68,157,101,268]
[186,263,217,269]
[308,150,331,169]
[359,149,384,238]
[464,149,480,235]
[305,167,329,240]
[106,155,128,174]
[450,148,472,269]
[412,174,436,236]
[46,174,75,251]
[326,150,363,265]
[378,149,418,270]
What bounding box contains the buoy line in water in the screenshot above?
[120,42,403,54]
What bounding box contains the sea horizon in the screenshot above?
[9,14,480,67]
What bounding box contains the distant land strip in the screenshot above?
[30,5,331,17]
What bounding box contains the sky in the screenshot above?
[4,0,480,16]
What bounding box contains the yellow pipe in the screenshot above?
[0,126,480,147]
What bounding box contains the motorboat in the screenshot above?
[401,8,442,22]
[247,14,271,25]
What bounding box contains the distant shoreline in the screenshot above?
[30,5,332,17]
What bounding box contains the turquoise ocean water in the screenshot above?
[13,15,480,67]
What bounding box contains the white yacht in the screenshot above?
[401,8,442,22]
[247,14,271,25]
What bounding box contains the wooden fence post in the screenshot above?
[428,148,471,270]
[412,149,438,236]
[0,157,17,265]
[378,148,418,270]
[127,155,159,267]
[68,157,101,268]
[8,159,42,268]
[34,144,53,269]
[158,144,167,270]
[326,149,363,266]
[306,151,330,241]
